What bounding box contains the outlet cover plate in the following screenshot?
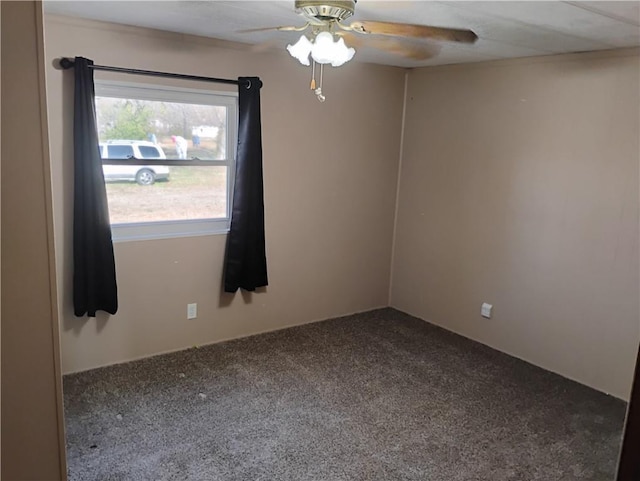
[481,303,492,319]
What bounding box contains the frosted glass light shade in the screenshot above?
[310,31,355,67]
[287,35,313,66]
[330,37,355,67]
[311,32,336,64]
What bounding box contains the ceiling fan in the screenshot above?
[242,0,478,101]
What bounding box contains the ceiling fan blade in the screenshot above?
[238,24,309,34]
[348,20,478,44]
[341,33,440,61]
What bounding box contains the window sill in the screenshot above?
[111,219,230,242]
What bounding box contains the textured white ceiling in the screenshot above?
[44,1,640,67]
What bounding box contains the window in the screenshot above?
[94,80,238,241]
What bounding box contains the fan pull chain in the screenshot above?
[310,60,317,90]
[315,63,325,102]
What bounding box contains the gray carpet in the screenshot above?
[64,308,627,480]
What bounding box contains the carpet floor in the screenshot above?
[64,308,627,480]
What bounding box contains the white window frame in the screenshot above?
[94,80,238,242]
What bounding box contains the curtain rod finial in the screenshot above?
[58,57,75,70]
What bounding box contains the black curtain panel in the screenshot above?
[223,77,268,293]
[73,57,118,316]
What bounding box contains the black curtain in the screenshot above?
[73,57,118,316]
[223,77,268,292]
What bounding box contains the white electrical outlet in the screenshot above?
[187,303,197,319]
[481,302,493,319]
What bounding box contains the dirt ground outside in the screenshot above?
[105,166,227,224]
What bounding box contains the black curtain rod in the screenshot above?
[58,57,250,88]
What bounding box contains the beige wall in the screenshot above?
[392,49,640,401]
[1,2,65,479]
[43,14,639,402]
[43,16,405,374]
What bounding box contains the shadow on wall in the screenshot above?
[64,277,267,333]
[218,286,267,308]
[63,310,112,335]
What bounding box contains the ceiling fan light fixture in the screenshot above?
[287,34,313,65]
[248,0,479,101]
[287,30,356,101]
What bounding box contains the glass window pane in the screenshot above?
[93,83,237,237]
[105,166,228,224]
[95,97,228,161]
